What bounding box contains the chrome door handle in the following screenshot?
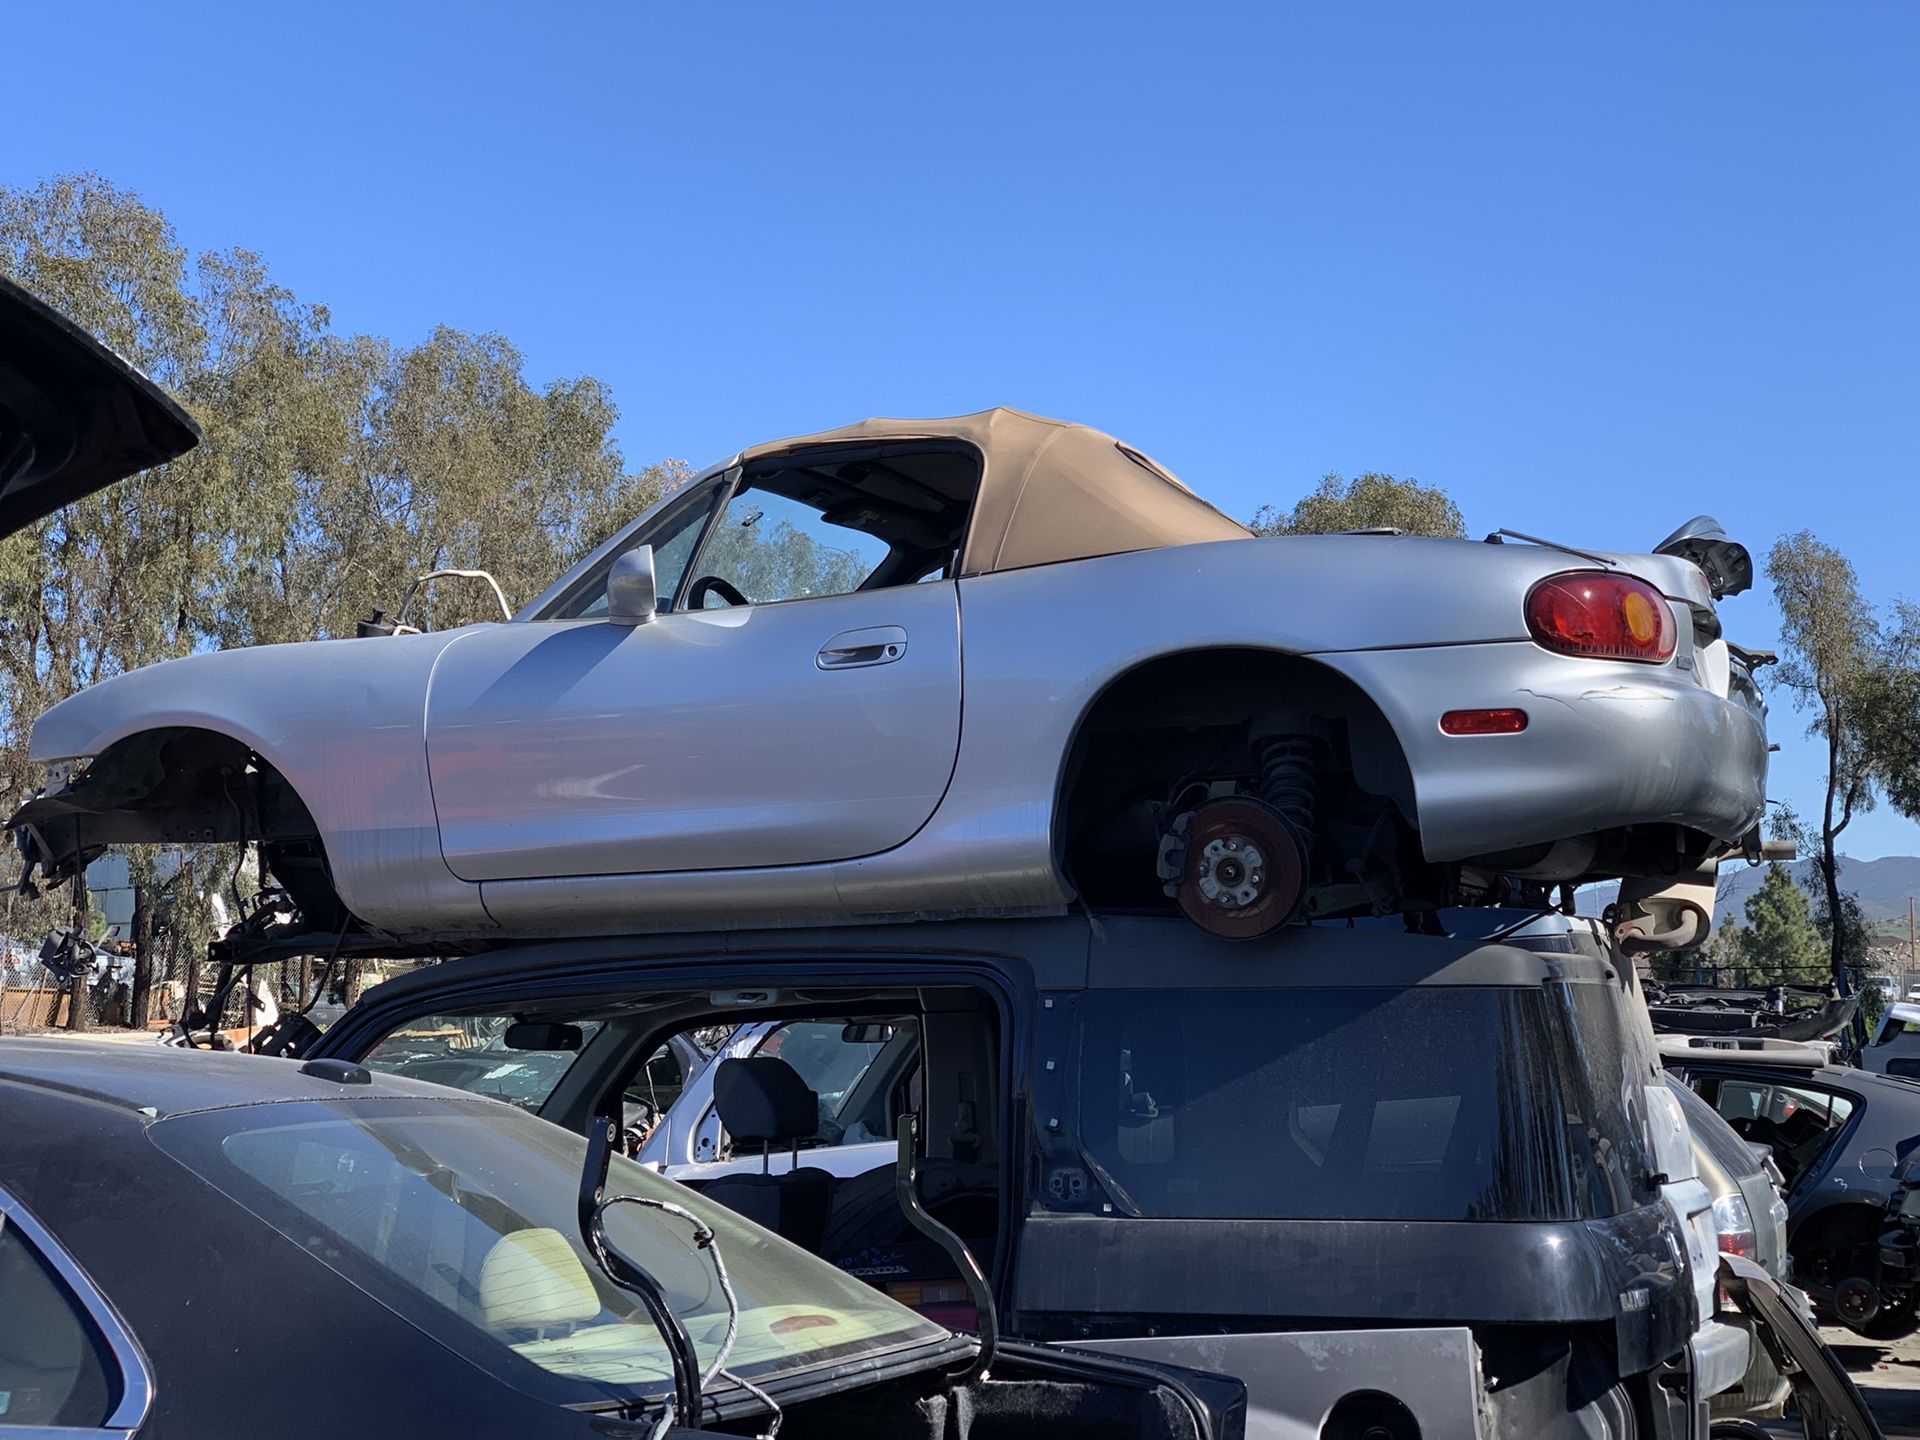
[817,625,908,670]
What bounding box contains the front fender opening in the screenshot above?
[11,726,351,935]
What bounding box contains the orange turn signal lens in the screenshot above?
[1440,708,1529,736]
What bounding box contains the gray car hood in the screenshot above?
[0,275,201,538]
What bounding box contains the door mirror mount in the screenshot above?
[607,545,658,626]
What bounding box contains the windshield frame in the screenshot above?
[145,1095,966,1415]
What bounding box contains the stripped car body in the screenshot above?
[13,408,1767,952]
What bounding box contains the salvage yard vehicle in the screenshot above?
[1661,1035,1920,1340]
[1665,1073,1796,1423]
[0,1040,1244,1440]
[296,910,1799,1439]
[1860,1000,1920,1079]
[1871,1150,1920,1329]
[12,407,1769,953]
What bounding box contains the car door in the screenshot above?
[424,456,969,880]
[1691,1069,1856,1192]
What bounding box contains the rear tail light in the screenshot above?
[1525,571,1678,664]
[1712,1191,1757,1258]
[1712,1190,1758,1310]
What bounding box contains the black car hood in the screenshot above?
[0,275,200,539]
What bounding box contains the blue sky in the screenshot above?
[11,3,1918,857]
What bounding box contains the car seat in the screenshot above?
[693,1057,834,1252]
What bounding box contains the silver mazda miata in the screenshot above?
[13,407,1769,949]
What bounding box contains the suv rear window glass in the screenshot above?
[1070,987,1574,1221]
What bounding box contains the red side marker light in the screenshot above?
[1440,708,1529,736]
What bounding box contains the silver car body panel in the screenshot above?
[1861,1000,1920,1076]
[26,486,1767,943]
[425,581,962,879]
[1082,1328,1487,1440]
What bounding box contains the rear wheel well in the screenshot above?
[1052,648,1421,911]
[1793,1202,1885,1258]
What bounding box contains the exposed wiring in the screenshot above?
[297,911,354,1018]
[596,1192,783,1439]
[718,1369,784,1439]
[581,1218,698,1439]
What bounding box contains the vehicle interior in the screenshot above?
[361,980,1005,1328]
[1694,1073,1855,1188]
[550,442,981,620]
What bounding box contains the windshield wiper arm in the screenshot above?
[578,1108,703,1431]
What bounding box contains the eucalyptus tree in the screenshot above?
[0,172,679,1024]
[1253,472,1467,539]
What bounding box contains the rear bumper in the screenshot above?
[1319,642,1769,861]
[1692,1317,1754,1402]
[1708,1314,1792,1420]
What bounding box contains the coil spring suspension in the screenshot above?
[1155,735,1320,940]
[1256,736,1319,837]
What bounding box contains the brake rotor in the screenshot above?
[1172,796,1307,940]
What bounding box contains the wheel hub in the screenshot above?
[1170,797,1307,940]
[1196,835,1266,909]
[1836,1274,1882,1325]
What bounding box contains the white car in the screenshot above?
[14,408,1769,952]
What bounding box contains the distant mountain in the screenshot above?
[1583,855,1920,930]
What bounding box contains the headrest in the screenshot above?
[713,1056,819,1145]
[478,1228,601,1330]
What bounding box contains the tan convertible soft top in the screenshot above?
[739,407,1252,576]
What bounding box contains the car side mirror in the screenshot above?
[607,545,658,626]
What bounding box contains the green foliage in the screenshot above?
[1251,472,1467,539]
[1733,865,1825,983]
[1767,534,1920,981]
[1854,601,1920,821]
[0,173,684,957]
[699,515,873,604]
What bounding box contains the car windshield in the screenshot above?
[362,1015,607,1111]
[1069,986,1581,1221]
[148,1096,949,1408]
